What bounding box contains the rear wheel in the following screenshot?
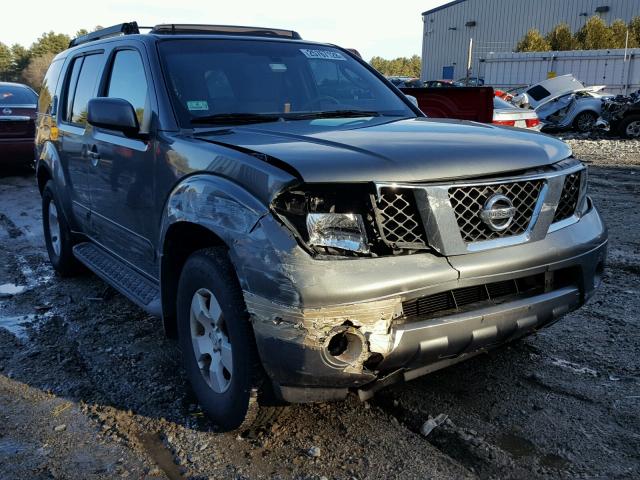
[176,247,283,431]
[619,114,640,139]
[42,181,81,276]
[572,111,597,133]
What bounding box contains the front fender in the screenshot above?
[158,173,269,248]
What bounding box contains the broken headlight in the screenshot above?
[307,213,369,253]
[272,184,378,255]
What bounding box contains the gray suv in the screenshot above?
[36,22,607,431]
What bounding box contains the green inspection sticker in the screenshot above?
[187,100,209,111]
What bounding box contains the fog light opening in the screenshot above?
[327,331,363,365]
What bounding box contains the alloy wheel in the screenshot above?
[48,200,62,257]
[189,288,233,393]
[625,120,640,138]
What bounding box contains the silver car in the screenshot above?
[514,75,613,132]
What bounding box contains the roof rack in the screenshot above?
[150,24,302,40]
[68,22,140,48]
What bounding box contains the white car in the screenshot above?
[493,97,541,130]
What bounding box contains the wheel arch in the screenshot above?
[158,174,269,337]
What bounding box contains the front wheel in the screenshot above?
[176,247,283,431]
[572,111,597,133]
[619,114,640,139]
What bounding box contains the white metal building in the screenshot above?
[483,48,640,94]
[421,0,640,82]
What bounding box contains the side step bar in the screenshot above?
[73,242,161,317]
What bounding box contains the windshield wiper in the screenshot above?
[190,113,282,125]
[284,110,381,120]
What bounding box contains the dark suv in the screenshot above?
[36,22,607,431]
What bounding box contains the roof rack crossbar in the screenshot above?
[69,22,140,48]
[150,24,302,40]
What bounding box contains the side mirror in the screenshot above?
[87,97,140,137]
[405,94,419,108]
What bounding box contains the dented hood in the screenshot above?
[195,116,571,183]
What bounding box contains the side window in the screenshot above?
[64,57,82,122]
[70,54,103,126]
[38,59,64,115]
[106,50,148,123]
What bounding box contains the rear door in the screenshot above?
[57,52,105,232]
[87,45,157,275]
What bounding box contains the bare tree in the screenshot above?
[21,53,55,90]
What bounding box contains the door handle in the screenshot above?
[88,145,100,166]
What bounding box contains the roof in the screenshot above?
[422,0,467,16]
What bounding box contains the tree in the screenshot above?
[629,16,640,47]
[29,31,70,58]
[9,44,30,81]
[545,23,578,50]
[370,55,421,77]
[575,16,613,50]
[516,29,551,52]
[0,42,11,81]
[21,53,55,90]
[609,19,639,48]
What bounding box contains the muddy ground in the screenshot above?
[0,138,638,479]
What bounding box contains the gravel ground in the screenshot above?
[0,137,638,479]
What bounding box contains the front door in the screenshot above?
[87,47,157,276]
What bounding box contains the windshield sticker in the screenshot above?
[300,49,347,61]
[269,63,288,72]
[187,100,209,111]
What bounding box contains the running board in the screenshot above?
[73,242,161,317]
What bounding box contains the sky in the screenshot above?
[2,0,450,60]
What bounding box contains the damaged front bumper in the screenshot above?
[244,205,607,403]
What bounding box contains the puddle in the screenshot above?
[0,438,28,460]
[0,283,26,298]
[551,358,598,377]
[0,314,36,341]
[137,432,184,480]
[496,433,537,458]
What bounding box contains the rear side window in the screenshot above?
[38,59,64,114]
[64,58,83,122]
[0,85,37,105]
[106,50,148,123]
[526,85,551,102]
[68,54,104,126]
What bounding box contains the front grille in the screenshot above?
[402,273,547,320]
[553,172,581,222]
[376,188,427,248]
[449,180,544,242]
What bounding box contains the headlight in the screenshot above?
[306,213,369,253]
[272,183,429,256]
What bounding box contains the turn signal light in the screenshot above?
[526,118,541,128]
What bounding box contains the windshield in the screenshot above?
[158,39,415,126]
[0,85,37,105]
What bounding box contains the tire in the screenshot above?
[618,114,640,139]
[572,111,598,133]
[42,181,81,277]
[176,247,284,431]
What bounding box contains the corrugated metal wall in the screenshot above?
[482,49,640,94]
[421,0,640,82]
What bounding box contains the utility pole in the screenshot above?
[466,37,473,84]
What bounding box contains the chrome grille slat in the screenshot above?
[448,180,544,243]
